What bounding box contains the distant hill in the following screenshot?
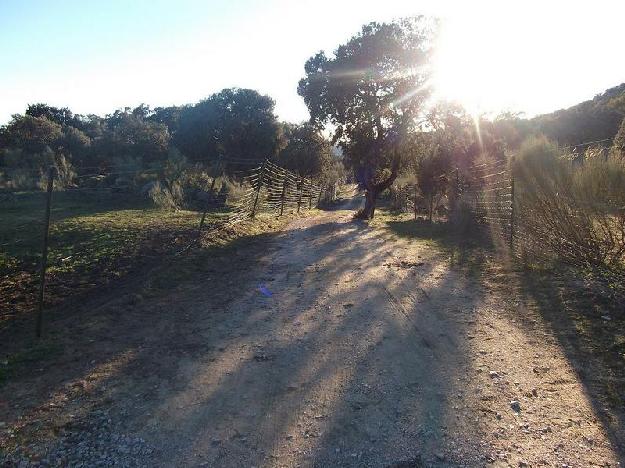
[530,83,625,147]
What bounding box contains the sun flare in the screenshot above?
[431,20,496,116]
[430,15,536,117]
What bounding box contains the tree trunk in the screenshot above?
[356,151,401,220]
[360,189,378,219]
[428,194,434,223]
[209,177,217,195]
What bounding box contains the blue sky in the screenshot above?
[1,0,624,124]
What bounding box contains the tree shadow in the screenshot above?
[3,209,623,466]
[382,212,625,460]
[1,213,487,466]
[130,216,486,466]
[514,269,625,456]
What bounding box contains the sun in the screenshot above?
[430,17,522,118]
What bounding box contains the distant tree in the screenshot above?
[26,103,76,127]
[277,123,332,178]
[0,114,78,188]
[59,126,91,165]
[415,136,453,223]
[89,110,170,168]
[0,114,63,154]
[131,103,153,120]
[71,114,105,140]
[148,106,185,136]
[298,18,434,218]
[175,88,281,170]
[409,103,485,221]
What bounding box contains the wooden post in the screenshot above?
[36,166,55,338]
[414,184,418,220]
[297,177,303,213]
[251,161,266,218]
[279,175,287,216]
[509,174,515,251]
[454,168,460,209]
[308,179,313,209]
[196,197,211,243]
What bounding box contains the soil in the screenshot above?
[1,201,624,467]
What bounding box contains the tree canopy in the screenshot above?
[298,17,435,218]
[174,88,282,167]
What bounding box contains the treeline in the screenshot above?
[531,83,625,147]
[0,88,344,207]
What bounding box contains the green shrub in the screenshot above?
[513,136,625,283]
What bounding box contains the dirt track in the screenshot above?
[2,203,624,466]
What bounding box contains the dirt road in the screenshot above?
[2,204,623,466]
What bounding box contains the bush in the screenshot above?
[148,180,182,210]
[512,136,625,283]
[388,176,416,213]
[1,148,75,190]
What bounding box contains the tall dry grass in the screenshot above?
[512,136,625,288]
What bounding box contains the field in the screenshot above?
[0,191,224,325]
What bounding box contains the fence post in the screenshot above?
[317,185,323,207]
[36,166,55,338]
[279,174,287,216]
[196,197,211,242]
[454,167,460,207]
[509,174,515,251]
[297,176,303,213]
[251,161,266,218]
[308,179,313,209]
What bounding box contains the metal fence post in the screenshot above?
[454,167,460,208]
[36,166,55,338]
[509,174,515,251]
[195,197,211,243]
[279,174,287,216]
[251,161,266,218]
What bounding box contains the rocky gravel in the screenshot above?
[1,409,155,467]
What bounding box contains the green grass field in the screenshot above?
[0,191,227,320]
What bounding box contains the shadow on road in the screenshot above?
[383,214,625,461]
[2,207,624,466]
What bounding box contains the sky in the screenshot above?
[1,0,624,125]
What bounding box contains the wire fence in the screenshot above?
[1,157,324,336]
[455,150,625,300]
[457,159,515,249]
[387,138,623,296]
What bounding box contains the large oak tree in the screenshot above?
[298,17,434,218]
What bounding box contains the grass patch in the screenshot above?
[0,208,312,386]
[1,191,219,276]
[0,190,229,320]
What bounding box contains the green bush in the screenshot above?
[513,136,625,283]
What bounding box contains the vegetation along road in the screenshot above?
[1,200,623,466]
